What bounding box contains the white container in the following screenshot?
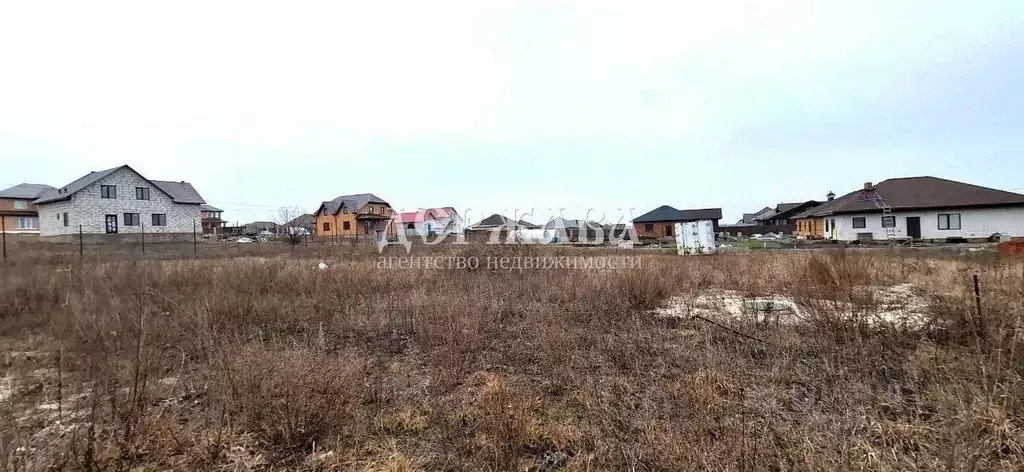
[511,228,556,244]
[675,220,716,255]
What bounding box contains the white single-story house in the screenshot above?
[793,176,1024,242]
[33,165,206,240]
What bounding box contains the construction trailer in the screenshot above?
[675,220,716,255]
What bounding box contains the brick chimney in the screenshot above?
[863,182,874,191]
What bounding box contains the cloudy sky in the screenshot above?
[1,1,1022,225]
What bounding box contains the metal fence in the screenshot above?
[0,220,388,265]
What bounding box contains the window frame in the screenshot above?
[643,223,654,233]
[123,212,140,226]
[322,221,331,232]
[16,216,38,229]
[101,185,117,199]
[62,212,69,227]
[151,213,167,226]
[881,216,896,228]
[937,213,961,230]
[135,186,150,200]
[13,200,28,210]
[852,217,866,229]
[342,221,351,231]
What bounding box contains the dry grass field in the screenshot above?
[1,242,1022,470]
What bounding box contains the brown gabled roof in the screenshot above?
[799,176,1024,217]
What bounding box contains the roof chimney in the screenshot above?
[863,181,873,191]
[826,191,835,201]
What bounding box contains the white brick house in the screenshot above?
[34,165,205,239]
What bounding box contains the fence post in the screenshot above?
[193,219,198,257]
[79,224,83,259]
[1,216,6,262]
[973,273,983,322]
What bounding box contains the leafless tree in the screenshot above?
[276,206,309,245]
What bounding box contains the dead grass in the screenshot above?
[0,244,1022,470]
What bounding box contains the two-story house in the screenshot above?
[396,207,463,237]
[0,183,55,234]
[33,165,207,241]
[200,204,225,235]
[314,193,395,240]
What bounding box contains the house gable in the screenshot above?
[36,166,202,237]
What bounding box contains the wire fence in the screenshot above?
[0,220,386,266]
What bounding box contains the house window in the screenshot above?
[643,223,653,233]
[62,212,69,227]
[323,222,331,232]
[16,217,37,229]
[123,213,140,226]
[343,221,350,231]
[151,214,167,226]
[406,223,415,229]
[342,207,348,214]
[938,213,961,230]
[13,200,27,210]
[135,187,150,200]
[101,185,116,198]
[825,219,830,232]
[881,216,896,228]
[852,217,866,229]
[664,224,673,236]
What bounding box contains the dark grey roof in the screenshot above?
[756,201,820,221]
[474,214,516,228]
[287,214,315,227]
[151,180,206,204]
[544,217,603,230]
[772,201,821,220]
[0,183,55,199]
[793,197,844,219]
[200,204,223,212]
[471,214,540,229]
[738,206,773,224]
[776,202,803,213]
[320,193,389,215]
[34,165,205,205]
[35,166,123,204]
[633,206,723,223]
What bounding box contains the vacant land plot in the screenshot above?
[1,244,1022,470]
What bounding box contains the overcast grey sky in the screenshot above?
[2,1,1023,224]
